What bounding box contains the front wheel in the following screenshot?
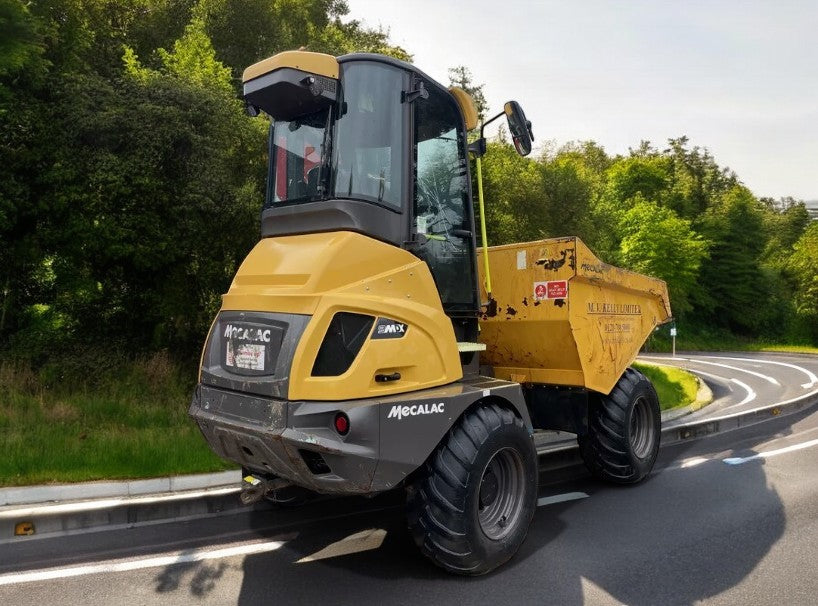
[578,367,661,484]
[407,402,537,575]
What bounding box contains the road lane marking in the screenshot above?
[683,368,754,408]
[700,356,818,389]
[701,386,818,425]
[729,378,756,407]
[723,437,818,465]
[679,457,709,468]
[296,529,386,563]
[0,537,292,586]
[537,492,589,507]
[685,368,734,391]
[673,357,780,386]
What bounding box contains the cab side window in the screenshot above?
[413,82,477,314]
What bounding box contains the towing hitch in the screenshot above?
[239,474,293,506]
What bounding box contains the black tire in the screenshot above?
[578,367,661,484]
[406,402,537,576]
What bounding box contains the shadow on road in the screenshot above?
[152,408,815,605]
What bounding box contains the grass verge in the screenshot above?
[0,353,235,487]
[632,362,699,411]
[0,351,709,486]
[644,327,818,355]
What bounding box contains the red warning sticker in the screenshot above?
[534,280,568,300]
[547,280,568,299]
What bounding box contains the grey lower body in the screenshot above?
[188,376,532,496]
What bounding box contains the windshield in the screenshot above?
[265,62,406,209]
[331,63,405,208]
[267,109,330,204]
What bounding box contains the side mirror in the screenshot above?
[504,101,534,156]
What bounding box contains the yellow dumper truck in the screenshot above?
[189,50,671,575]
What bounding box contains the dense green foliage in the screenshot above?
[0,0,408,362]
[0,352,234,485]
[0,0,815,374]
[477,135,815,346]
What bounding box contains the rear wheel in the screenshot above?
[407,402,537,575]
[579,367,660,484]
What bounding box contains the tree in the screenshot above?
[696,186,768,332]
[618,198,708,315]
[315,18,411,61]
[477,141,544,245]
[0,0,44,79]
[786,222,818,342]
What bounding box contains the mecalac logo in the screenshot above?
[372,317,408,340]
[387,402,445,420]
[223,324,272,343]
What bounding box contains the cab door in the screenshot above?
[411,79,479,318]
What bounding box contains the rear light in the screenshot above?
[334,412,350,436]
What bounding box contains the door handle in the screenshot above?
[375,372,401,383]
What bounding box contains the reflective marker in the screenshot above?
[724,437,818,465]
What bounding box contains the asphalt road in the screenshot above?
[2,353,817,605]
[639,352,818,422]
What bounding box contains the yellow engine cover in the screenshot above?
[221,232,462,401]
[478,237,671,395]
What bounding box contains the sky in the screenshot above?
[346,0,818,201]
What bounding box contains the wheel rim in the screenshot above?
[478,448,526,541]
[629,395,655,459]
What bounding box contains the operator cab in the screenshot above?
[243,51,532,347]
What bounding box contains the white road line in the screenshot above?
[685,368,734,390]
[730,378,757,407]
[699,355,818,389]
[0,538,290,586]
[699,386,818,425]
[537,492,589,507]
[296,529,386,563]
[679,457,709,468]
[679,358,780,386]
[683,368,754,407]
[723,437,818,465]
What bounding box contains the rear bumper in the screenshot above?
[189,376,532,496]
[189,384,381,495]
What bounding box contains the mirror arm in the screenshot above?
[479,110,506,141]
[468,138,486,157]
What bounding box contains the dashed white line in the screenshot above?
[671,357,780,386]
[537,492,589,507]
[699,356,818,389]
[0,538,292,586]
[679,457,709,468]
[723,437,818,465]
[729,378,757,408]
[685,368,734,391]
[682,368,755,407]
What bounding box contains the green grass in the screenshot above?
[632,362,700,411]
[0,353,235,487]
[644,326,818,355]
[753,344,818,354]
